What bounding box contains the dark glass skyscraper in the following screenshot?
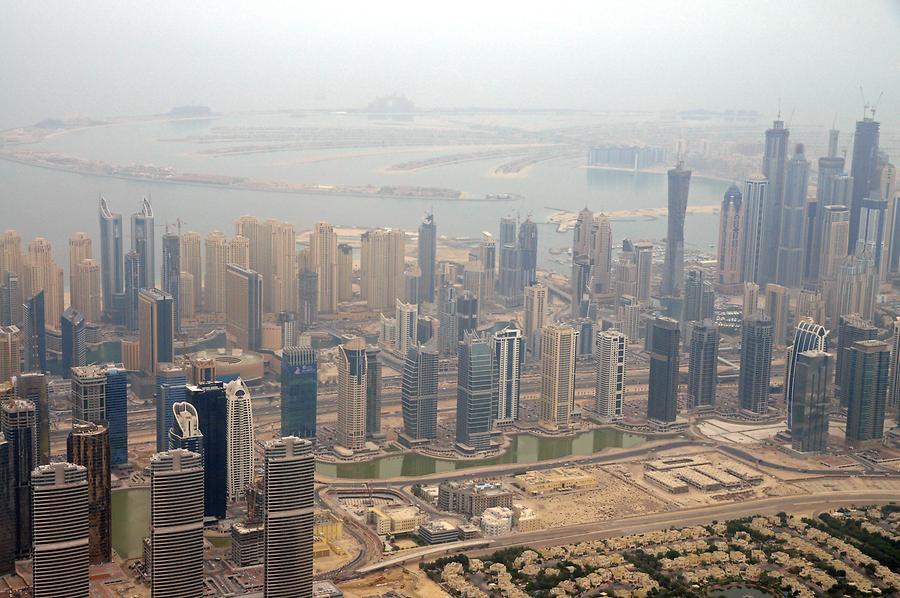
[161,232,180,332]
[365,346,382,438]
[417,213,436,304]
[776,143,809,288]
[660,162,691,297]
[105,365,128,467]
[0,433,13,574]
[124,251,142,331]
[438,284,459,355]
[518,216,538,288]
[647,317,680,423]
[156,364,187,452]
[845,340,889,443]
[187,381,228,519]
[15,372,49,465]
[132,197,155,289]
[298,270,318,331]
[760,118,789,285]
[835,314,878,407]
[738,315,773,414]
[783,319,827,430]
[66,422,111,564]
[401,343,439,441]
[497,216,521,306]
[682,269,714,328]
[1,399,35,560]
[455,334,493,451]
[281,347,318,440]
[98,197,124,323]
[457,291,478,340]
[61,306,86,377]
[23,291,46,373]
[687,320,718,409]
[791,351,831,453]
[848,117,880,251]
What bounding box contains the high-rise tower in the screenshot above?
[660,162,691,297]
[783,319,827,430]
[539,325,578,431]
[66,422,111,564]
[738,315,773,415]
[760,118,790,285]
[492,327,523,425]
[161,232,181,332]
[595,329,626,419]
[156,363,187,453]
[776,144,809,288]
[337,338,367,451]
[138,288,174,376]
[523,284,547,359]
[401,342,439,442]
[647,317,680,423]
[225,378,254,501]
[717,184,743,292]
[456,333,494,449]
[180,231,203,313]
[417,213,437,304]
[281,347,318,441]
[98,197,125,322]
[131,197,155,288]
[791,351,832,453]
[225,264,263,351]
[310,222,338,314]
[518,216,538,288]
[848,116,880,251]
[186,381,227,519]
[740,176,769,285]
[845,340,889,443]
[2,399,35,560]
[687,320,719,409]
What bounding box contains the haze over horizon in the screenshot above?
[2,0,899,130]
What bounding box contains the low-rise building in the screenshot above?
[368,505,426,535]
[643,470,689,493]
[674,468,722,491]
[481,507,514,536]
[693,464,743,488]
[418,520,459,544]
[231,522,264,566]
[438,480,513,517]
[513,467,598,495]
[512,504,541,532]
[315,509,343,542]
[720,460,764,483]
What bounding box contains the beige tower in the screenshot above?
[360,228,405,312]
[234,215,261,271]
[265,220,297,314]
[337,243,353,302]
[27,237,64,329]
[717,184,744,292]
[592,214,612,294]
[337,338,367,451]
[0,229,24,278]
[71,258,102,323]
[0,325,21,382]
[227,234,250,269]
[204,231,228,314]
[524,284,547,358]
[742,281,760,318]
[310,222,338,313]
[180,231,203,312]
[764,284,790,347]
[539,325,578,431]
[179,272,195,321]
[68,232,92,298]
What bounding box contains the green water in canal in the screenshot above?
[112,488,150,559]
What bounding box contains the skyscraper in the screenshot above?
[687,320,718,409]
[523,284,547,358]
[660,162,691,297]
[225,263,263,351]
[738,315,773,415]
[186,381,227,519]
[457,290,478,339]
[14,372,48,465]
[161,231,181,331]
[832,252,877,322]
[775,144,809,288]
[595,329,626,419]
[156,363,187,453]
[124,250,142,330]
[537,326,579,431]
[764,283,790,346]
[138,288,174,376]
[618,294,641,342]
[298,270,318,330]
[456,333,494,449]
[848,116,880,251]
[0,433,13,575]
[179,271,194,323]
[263,219,298,314]
[805,131,847,285]
[437,285,459,356]
[131,197,155,288]
[22,291,46,372]
[572,207,594,257]
[742,281,759,318]
[0,325,20,383]
[845,340,889,443]
[682,269,714,328]
[417,213,437,304]
[366,346,382,438]
[791,351,832,453]
[149,449,205,598]
[204,231,228,314]
[647,317,680,423]
[740,176,769,285]
[71,364,107,425]
[518,216,538,288]
[760,118,790,285]
[60,306,86,376]
[263,437,314,598]
[105,365,128,467]
[492,327,523,425]
[593,214,613,294]
[835,314,878,407]
[497,216,521,306]
[337,243,353,303]
[717,184,744,292]
[66,422,111,564]
[169,402,203,456]
[71,258,101,323]
[783,318,828,430]
[25,237,64,332]
[31,462,89,598]
[570,253,591,318]
[361,228,405,311]
[396,299,418,358]
[310,222,338,314]
[281,347,317,440]
[225,378,254,501]
[98,197,125,322]
[0,271,23,327]
[401,343,439,442]
[2,399,35,559]
[889,317,900,410]
[180,231,203,313]
[819,204,851,282]
[337,338,367,451]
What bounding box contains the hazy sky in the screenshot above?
[2,1,899,129]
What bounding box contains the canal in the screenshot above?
[316,428,648,479]
[112,488,151,559]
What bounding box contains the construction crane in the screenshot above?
[859,86,884,120]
